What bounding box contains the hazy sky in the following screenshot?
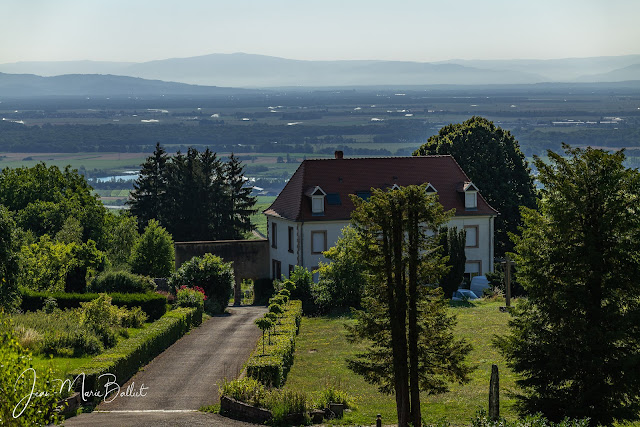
[2,0,639,64]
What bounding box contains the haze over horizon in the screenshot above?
[2,0,639,65]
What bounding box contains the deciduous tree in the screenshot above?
[495,145,640,425]
[414,116,537,255]
[130,219,175,278]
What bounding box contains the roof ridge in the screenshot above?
[302,154,453,162]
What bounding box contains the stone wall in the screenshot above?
[174,239,270,305]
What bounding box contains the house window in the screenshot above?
[465,192,477,209]
[288,226,294,253]
[464,225,479,248]
[312,196,324,215]
[271,223,277,249]
[311,230,327,254]
[272,259,282,280]
[464,260,482,284]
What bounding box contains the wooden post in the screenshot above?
[489,364,499,420]
[376,414,382,427]
[505,257,512,308]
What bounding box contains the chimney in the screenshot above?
[335,150,344,159]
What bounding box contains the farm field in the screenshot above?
[285,299,517,426]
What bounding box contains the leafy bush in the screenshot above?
[20,289,167,320]
[219,378,310,425]
[313,226,365,313]
[287,266,316,314]
[0,205,19,310]
[69,307,201,398]
[88,270,156,294]
[18,236,105,293]
[175,286,206,311]
[0,316,62,426]
[253,277,275,305]
[268,389,309,425]
[246,300,302,387]
[169,253,234,314]
[313,387,355,410]
[220,377,267,407]
[130,219,175,278]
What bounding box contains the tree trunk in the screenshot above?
[408,204,421,427]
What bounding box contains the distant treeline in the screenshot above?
[0,119,430,152]
[2,118,639,155]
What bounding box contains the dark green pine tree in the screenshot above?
[495,145,640,425]
[128,142,169,230]
[438,227,466,298]
[199,148,224,239]
[222,153,257,239]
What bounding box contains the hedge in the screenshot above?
[246,300,302,387]
[20,289,167,320]
[68,307,202,398]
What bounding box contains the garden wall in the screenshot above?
[174,239,270,304]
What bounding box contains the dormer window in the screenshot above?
[457,182,479,210]
[390,184,401,191]
[307,186,327,215]
[425,183,437,194]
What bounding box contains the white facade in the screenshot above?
[267,214,494,281]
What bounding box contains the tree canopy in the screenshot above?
[0,163,106,243]
[346,185,473,426]
[128,144,256,241]
[413,116,537,256]
[495,145,640,425]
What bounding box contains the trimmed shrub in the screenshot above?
[169,253,233,314]
[20,289,167,320]
[88,270,156,294]
[246,300,302,387]
[68,307,202,397]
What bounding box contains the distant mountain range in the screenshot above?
[0,53,638,89]
[0,72,251,97]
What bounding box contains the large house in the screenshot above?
[264,151,498,282]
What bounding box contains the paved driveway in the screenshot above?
[64,305,266,426]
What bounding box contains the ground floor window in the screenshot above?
[272,259,282,280]
[463,260,482,285]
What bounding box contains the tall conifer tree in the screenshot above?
[222,153,257,239]
[128,142,168,229]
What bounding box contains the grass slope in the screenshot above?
[285,299,517,426]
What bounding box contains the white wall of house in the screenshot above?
[268,214,494,280]
[448,215,495,276]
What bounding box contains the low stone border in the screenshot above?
[220,395,272,424]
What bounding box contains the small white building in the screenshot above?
[264,151,498,282]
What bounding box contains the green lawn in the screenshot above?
[250,196,276,237]
[285,299,517,426]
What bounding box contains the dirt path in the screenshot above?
[64,305,266,426]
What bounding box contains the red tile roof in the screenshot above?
[264,155,498,221]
